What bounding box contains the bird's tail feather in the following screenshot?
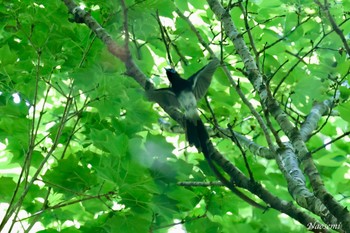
[185,119,208,152]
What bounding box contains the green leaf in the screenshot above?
[90,129,129,156]
[338,103,350,124]
[107,211,151,233]
[175,0,189,11]
[317,152,346,167]
[0,44,17,65]
[151,193,179,221]
[339,86,350,101]
[167,186,199,210]
[0,177,16,202]
[185,217,221,233]
[43,156,97,197]
[293,77,328,113]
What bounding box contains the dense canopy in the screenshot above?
[0,0,349,232]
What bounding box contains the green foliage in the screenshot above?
[0,177,17,202]
[0,0,349,232]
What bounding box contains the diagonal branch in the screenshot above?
[206,0,350,230]
[314,0,350,56]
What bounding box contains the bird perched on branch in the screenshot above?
[148,58,220,151]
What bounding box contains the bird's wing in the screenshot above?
[146,88,181,108]
[189,58,220,100]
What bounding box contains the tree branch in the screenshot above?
[206,0,350,230]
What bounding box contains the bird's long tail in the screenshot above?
[185,118,208,152]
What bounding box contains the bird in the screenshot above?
[147,58,220,151]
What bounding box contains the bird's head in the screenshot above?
[165,68,181,83]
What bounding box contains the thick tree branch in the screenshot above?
[206,141,328,233]
[206,0,350,230]
[300,99,334,141]
[275,145,339,228]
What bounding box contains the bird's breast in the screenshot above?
[177,91,198,119]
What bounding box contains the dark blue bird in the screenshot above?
[148,58,219,151]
